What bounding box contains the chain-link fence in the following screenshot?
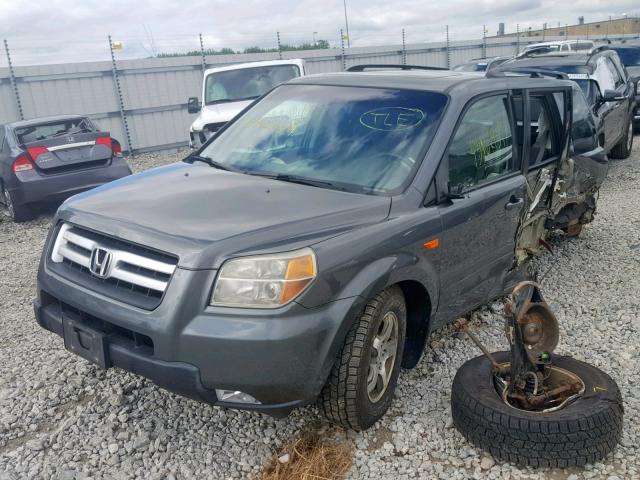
[1,19,639,154]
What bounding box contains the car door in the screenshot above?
[605,56,629,143]
[592,56,624,150]
[435,93,526,322]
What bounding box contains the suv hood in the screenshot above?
[189,101,252,132]
[58,162,391,269]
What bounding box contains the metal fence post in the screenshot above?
[199,33,207,72]
[516,24,520,54]
[277,31,283,60]
[402,29,407,65]
[3,39,24,121]
[340,29,346,70]
[108,35,134,156]
[482,25,487,58]
[445,25,451,69]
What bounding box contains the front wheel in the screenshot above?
[609,117,634,159]
[318,286,406,431]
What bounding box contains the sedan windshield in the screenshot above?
[198,84,448,195]
[204,64,300,105]
[453,62,488,72]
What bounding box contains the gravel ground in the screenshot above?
[1,144,638,480]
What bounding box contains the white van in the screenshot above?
[188,59,306,148]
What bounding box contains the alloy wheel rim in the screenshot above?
[367,311,399,403]
[2,189,14,218]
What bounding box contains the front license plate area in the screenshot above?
[62,316,109,369]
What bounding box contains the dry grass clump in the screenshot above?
[260,430,353,480]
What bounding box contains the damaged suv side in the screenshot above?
[35,69,607,430]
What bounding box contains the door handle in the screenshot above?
[505,196,524,211]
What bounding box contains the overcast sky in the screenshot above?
[1,0,638,65]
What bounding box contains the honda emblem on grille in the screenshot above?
[89,247,113,279]
[66,135,75,143]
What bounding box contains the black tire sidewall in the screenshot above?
[355,289,407,429]
[452,351,623,467]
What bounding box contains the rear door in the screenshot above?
[15,119,112,174]
[436,93,526,321]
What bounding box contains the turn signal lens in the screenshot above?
[211,248,317,308]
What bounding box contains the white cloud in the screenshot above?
[0,0,637,65]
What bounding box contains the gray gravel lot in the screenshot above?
[1,145,639,480]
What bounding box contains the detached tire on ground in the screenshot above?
[319,286,406,431]
[451,352,623,468]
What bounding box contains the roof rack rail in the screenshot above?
[487,68,569,80]
[587,45,610,58]
[346,64,448,72]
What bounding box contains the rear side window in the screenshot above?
[448,95,515,190]
[0,126,5,151]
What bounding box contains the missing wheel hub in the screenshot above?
[493,362,585,412]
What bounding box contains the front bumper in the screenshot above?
[35,259,358,416]
[8,157,132,208]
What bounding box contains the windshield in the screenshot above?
[453,62,487,72]
[14,118,95,144]
[613,47,640,66]
[542,66,599,104]
[198,84,448,195]
[204,64,301,105]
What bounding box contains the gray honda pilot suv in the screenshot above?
[35,68,607,430]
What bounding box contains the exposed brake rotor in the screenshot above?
[455,281,584,413]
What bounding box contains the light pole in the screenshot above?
[343,0,351,48]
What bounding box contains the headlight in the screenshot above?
[211,248,316,308]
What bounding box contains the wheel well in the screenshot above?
[396,280,431,369]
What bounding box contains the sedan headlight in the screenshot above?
[211,248,316,308]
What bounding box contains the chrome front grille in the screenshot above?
[49,223,178,310]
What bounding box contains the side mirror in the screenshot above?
[632,76,640,100]
[187,97,201,114]
[602,89,626,103]
[447,182,466,200]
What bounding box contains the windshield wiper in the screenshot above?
[244,172,344,190]
[185,154,232,171]
[206,96,259,105]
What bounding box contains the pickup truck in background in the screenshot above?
[187,59,306,148]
